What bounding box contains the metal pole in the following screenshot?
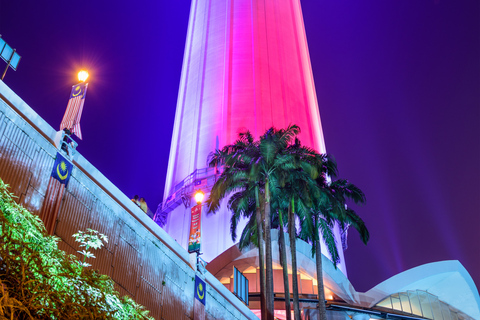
[1,49,15,81]
[1,62,9,81]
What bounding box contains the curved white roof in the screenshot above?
[362,260,480,319]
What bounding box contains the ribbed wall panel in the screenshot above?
[205,291,222,320]
[65,174,95,211]
[90,200,120,253]
[57,239,82,261]
[112,221,144,296]
[114,282,132,299]
[28,148,54,195]
[117,219,144,252]
[206,287,231,320]
[163,255,188,289]
[0,141,31,198]
[17,148,53,215]
[3,117,37,157]
[0,118,34,199]
[19,185,44,215]
[55,188,92,248]
[92,247,114,277]
[205,311,216,320]
[136,278,163,320]
[140,239,166,294]
[161,277,192,320]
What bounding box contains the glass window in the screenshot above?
[400,293,412,314]
[440,302,452,320]
[376,297,392,308]
[418,291,434,319]
[408,291,423,316]
[376,290,465,320]
[391,294,402,311]
[427,292,443,320]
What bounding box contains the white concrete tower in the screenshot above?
[156,0,348,276]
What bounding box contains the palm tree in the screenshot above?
[267,139,334,320]
[276,209,292,320]
[300,177,369,320]
[207,125,305,320]
[206,131,268,319]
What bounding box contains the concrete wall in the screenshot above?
[0,80,257,320]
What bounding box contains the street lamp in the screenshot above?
[78,70,89,82]
[194,190,204,204]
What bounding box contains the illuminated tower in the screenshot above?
[157,0,348,275]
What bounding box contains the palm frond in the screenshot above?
[317,217,340,267]
[344,208,369,244]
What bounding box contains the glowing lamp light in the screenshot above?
[78,70,89,82]
[194,190,205,204]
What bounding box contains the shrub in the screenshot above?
[0,179,153,319]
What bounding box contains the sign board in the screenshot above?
[188,204,202,253]
[0,37,21,71]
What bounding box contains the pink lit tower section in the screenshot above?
[158,0,348,275]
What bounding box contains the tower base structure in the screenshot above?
[206,230,480,320]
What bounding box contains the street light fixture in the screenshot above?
[194,190,204,204]
[78,70,89,82]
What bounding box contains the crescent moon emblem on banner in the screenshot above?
[197,283,204,300]
[57,164,69,180]
[72,86,81,97]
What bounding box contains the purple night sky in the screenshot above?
[1,1,478,292]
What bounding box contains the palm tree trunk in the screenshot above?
[315,240,327,320]
[256,187,266,320]
[278,211,292,320]
[288,199,301,320]
[314,215,328,320]
[264,179,275,320]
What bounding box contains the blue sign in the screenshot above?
[194,275,206,305]
[51,152,73,186]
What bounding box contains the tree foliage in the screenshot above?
[0,179,152,320]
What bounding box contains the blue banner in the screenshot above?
[194,275,206,305]
[51,152,73,186]
[70,82,87,99]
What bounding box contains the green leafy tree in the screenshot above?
[73,228,109,267]
[0,178,153,320]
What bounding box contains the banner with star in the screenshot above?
[60,82,88,140]
[50,152,73,185]
[39,152,72,235]
[194,275,206,305]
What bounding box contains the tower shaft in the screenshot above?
[160,0,346,275]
